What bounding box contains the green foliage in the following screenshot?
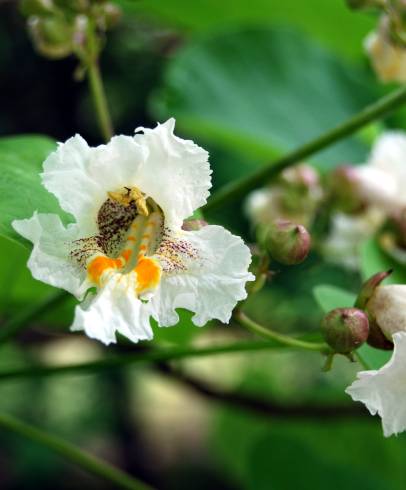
[313,284,357,312]
[361,239,406,284]
[126,0,375,59]
[0,135,67,246]
[212,408,406,490]
[152,27,375,179]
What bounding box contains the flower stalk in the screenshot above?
[0,412,154,490]
[204,84,406,211]
[234,310,331,354]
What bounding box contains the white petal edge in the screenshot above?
[41,120,211,232]
[346,332,406,437]
[12,212,87,299]
[71,272,153,345]
[133,118,212,228]
[150,224,255,327]
[41,134,147,235]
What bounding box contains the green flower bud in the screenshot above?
[28,16,74,59]
[355,270,392,309]
[322,307,369,354]
[266,219,311,265]
[99,2,122,29]
[355,270,394,350]
[330,165,365,213]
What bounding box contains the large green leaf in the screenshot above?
[361,239,406,284]
[123,0,374,59]
[152,27,376,178]
[313,284,356,313]
[0,135,65,246]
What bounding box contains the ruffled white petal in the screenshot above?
[354,132,406,211]
[150,225,254,327]
[368,285,406,339]
[322,209,384,269]
[12,212,87,298]
[71,273,153,345]
[41,134,147,235]
[41,120,211,231]
[346,332,406,437]
[133,118,211,227]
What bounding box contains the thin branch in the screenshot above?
[235,310,330,354]
[204,84,406,211]
[0,412,155,490]
[0,339,313,382]
[155,363,367,419]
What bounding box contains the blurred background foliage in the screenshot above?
[1,0,406,489]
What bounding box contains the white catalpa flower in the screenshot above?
[346,332,406,437]
[322,209,384,270]
[346,285,406,436]
[354,132,406,213]
[367,284,406,339]
[13,119,254,345]
[365,16,406,83]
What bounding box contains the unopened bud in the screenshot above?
[330,165,365,213]
[99,2,122,29]
[28,16,74,59]
[355,270,392,309]
[355,271,395,350]
[182,219,207,231]
[266,219,311,265]
[322,307,369,354]
[280,164,320,190]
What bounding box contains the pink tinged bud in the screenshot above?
[330,165,366,213]
[181,219,208,231]
[266,219,311,265]
[355,270,392,309]
[355,270,395,350]
[100,2,122,29]
[322,308,369,354]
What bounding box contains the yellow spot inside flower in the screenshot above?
[108,187,149,216]
[134,257,162,295]
[88,256,121,285]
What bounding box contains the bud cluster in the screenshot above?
[321,271,399,357]
[20,0,121,60]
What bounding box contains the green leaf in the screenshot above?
[360,239,406,284]
[313,284,356,313]
[358,343,391,370]
[152,27,376,177]
[0,135,68,246]
[126,0,374,59]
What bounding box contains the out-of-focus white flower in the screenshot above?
[322,209,384,269]
[13,119,254,345]
[346,332,406,437]
[244,164,322,228]
[354,132,406,213]
[365,16,406,83]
